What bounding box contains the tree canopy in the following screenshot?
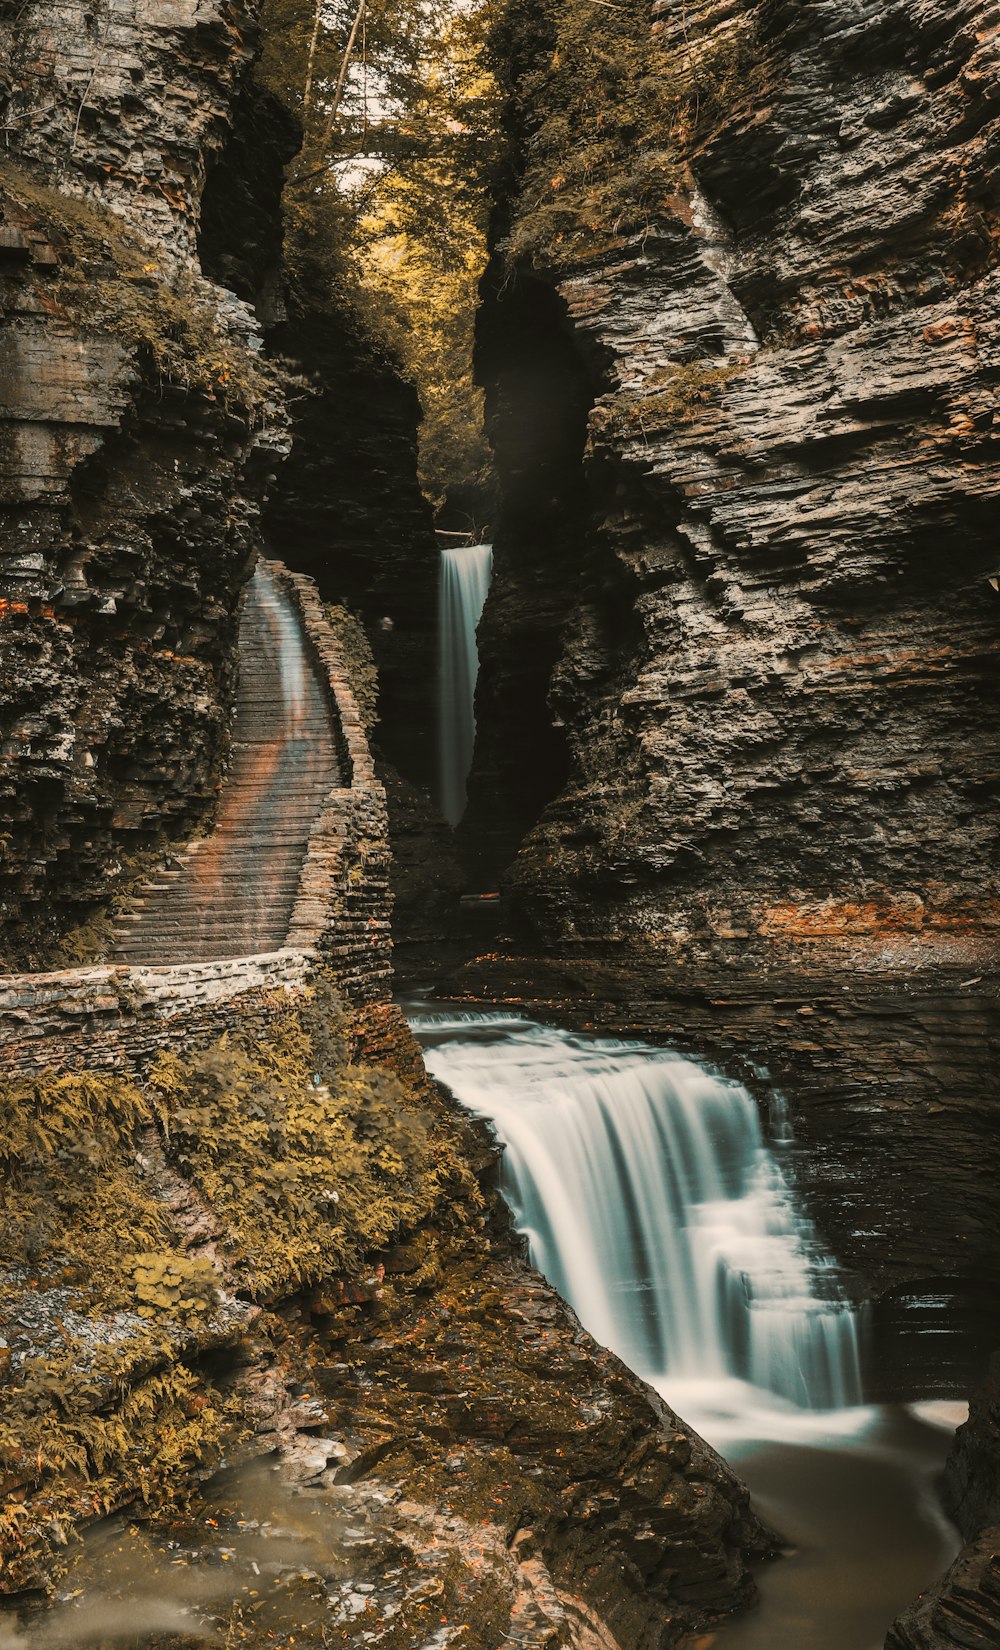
[258,0,501,526]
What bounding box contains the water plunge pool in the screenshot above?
[409,1004,963,1650]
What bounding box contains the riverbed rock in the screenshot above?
[889,1366,1000,1650]
[297,1234,775,1648]
[885,1534,1000,1650]
[944,1361,1000,1542]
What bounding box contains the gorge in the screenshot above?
[0,0,998,1648]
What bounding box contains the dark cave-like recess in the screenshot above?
[460,266,597,888]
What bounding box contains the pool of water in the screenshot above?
[705,1404,961,1650]
[410,1003,964,1648]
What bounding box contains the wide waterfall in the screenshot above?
[413,1012,863,1428]
[438,544,493,826]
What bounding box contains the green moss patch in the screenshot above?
[0,979,483,1588]
[0,1070,245,1584]
[149,980,470,1301]
[0,1069,170,1309]
[592,358,750,440]
[323,604,379,736]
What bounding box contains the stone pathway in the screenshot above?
[113,563,341,964]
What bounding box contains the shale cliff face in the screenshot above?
[468,0,1000,1368]
[0,9,774,1644]
[0,0,440,962]
[0,0,284,965]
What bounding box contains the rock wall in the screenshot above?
[194,38,442,796]
[0,13,778,1644]
[261,303,442,791]
[0,0,284,965]
[467,0,1000,1368]
[0,0,253,253]
[0,557,393,1073]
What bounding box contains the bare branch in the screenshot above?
[302,0,324,113]
[319,0,367,152]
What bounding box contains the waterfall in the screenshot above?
[438,544,493,826]
[412,1012,863,1423]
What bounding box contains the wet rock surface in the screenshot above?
[944,1361,1000,1544]
[466,0,1000,1384]
[460,2,1000,1642]
[0,1002,774,1648]
[888,1365,1000,1649]
[11,1255,773,1650]
[885,1534,1000,1650]
[0,0,282,965]
[451,948,1000,1395]
[304,1247,772,1647]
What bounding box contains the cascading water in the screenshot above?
[412,1011,863,1429]
[438,544,493,826]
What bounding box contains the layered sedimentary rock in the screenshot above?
[194,54,441,796]
[467,0,1000,1364]
[0,9,773,1644]
[0,0,441,971]
[0,0,283,965]
[889,1366,1000,1649]
[887,1536,1000,1650]
[259,300,441,790]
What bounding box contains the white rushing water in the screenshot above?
[412,1010,866,1445]
[438,544,493,826]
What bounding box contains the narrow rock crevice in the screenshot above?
[461,267,596,889]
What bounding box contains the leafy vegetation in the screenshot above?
[0,1068,169,1307]
[592,359,750,440]
[323,602,379,734]
[0,1067,238,1578]
[493,0,767,268]
[257,0,501,518]
[150,982,460,1299]
[0,979,479,1580]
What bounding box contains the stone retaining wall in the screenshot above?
[0,559,393,1074]
[0,952,312,1075]
[273,559,393,1003]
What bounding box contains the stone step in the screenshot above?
[112,565,345,966]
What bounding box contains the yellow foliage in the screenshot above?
[0,980,481,1582]
[149,978,467,1300]
[498,0,768,269]
[257,0,499,515]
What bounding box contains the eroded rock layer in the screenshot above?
[467,0,1000,1360]
[0,0,282,965]
[0,7,773,1645]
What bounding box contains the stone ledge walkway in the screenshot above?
[112,562,342,964]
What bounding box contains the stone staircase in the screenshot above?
[113,563,342,965]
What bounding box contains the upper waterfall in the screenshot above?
[438,544,493,826]
[412,1011,863,1435]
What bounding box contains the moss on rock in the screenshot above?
[495,0,769,270]
[150,978,478,1301]
[0,978,483,1590]
[593,358,750,440]
[323,604,380,737]
[0,160,274,418]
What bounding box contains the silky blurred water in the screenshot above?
[411,1006,963,1649]
[438,544,492,825]
[414,1010,862,1417]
